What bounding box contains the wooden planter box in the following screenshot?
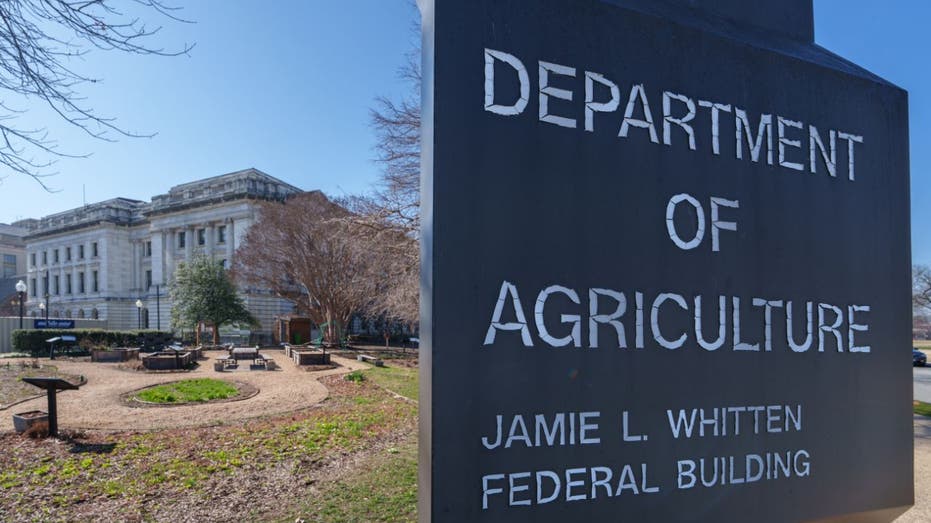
[13,411,48,434]
[292,351,330,366]
[92,348,140,363]
[141,351,194,370]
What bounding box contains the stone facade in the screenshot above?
[21,168,301,339]
[0,223,26,279]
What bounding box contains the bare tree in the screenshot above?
[0,0,192,187]
[367,49,421,235]
[233,192,383,346]
[345,38,422,327]
[915,265,931,311]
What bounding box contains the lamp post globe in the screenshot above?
[14,280,26,330]
[135,299,143,329]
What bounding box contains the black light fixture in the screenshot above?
[135,299,143,329]
[14,280,26,329]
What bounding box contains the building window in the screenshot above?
[92,242,98,257]
[92,270,99,292]
[78,272,85,294]
[217,225,226,244]
[30,252,36,267]
[91,308,99,320]
[178,231,186,249]
[66,247,71,261]
[66,274,72,294]
[2,254,15,278]
[78,245,84,259]
[197,228,206,246]
[42,251,47,265]
[145,270,152,290]
[53,249,59,264]
[78,309,85,319]
[30,278,36,295]
[145,241,152,257]
[53,275,60,295]
[42,275,49,296]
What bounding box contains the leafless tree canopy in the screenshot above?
[367,50,421,234]
[344,43,422,326]
[233,192,385,344]
[915,265,931,311]
[0,0,191,187]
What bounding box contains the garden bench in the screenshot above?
[357,354,384,367]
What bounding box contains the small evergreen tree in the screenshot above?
[170,255,257,345]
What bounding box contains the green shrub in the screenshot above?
[11,329,173,356]
[344,371,365,383]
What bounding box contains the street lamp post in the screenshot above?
[39,298,48,321]
[135,299,143,329]
[14,280,26,330]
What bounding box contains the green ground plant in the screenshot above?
[135,378,239,404]
[361,365,418,401]
[0,372,420,520]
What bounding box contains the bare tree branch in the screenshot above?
[0,0,193,187]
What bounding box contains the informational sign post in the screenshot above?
[419,1,912,521]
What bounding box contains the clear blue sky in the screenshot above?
[0,1,928,263]
[0,0,419,222]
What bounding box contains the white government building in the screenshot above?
[20,168,301,341]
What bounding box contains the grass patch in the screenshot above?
[915,401,931,417]
[294,441,418,522]
[135,378,239,404]
[361,366,418,401]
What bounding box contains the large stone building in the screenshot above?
[20,168,301,340]
[0,223,26,281]
[0,223,28,315]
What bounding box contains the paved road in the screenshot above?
[915,365,931,403]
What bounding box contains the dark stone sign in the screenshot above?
[419,0,912,521]
[34,319,75,329]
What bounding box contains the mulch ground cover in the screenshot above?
[0,363,83,410]
[0,374,417,522]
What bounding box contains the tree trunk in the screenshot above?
[213,323,220,345]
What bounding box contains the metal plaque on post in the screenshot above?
[419,0,912,521]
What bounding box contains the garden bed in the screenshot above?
[123,378,258,408]
[91,348,140,363]
[0,363,83,410]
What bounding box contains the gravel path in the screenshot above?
[0,350,366,432]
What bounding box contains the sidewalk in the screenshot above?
[894,415,931,522]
